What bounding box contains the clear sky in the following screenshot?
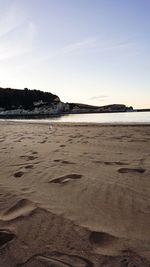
[0,0,150,108]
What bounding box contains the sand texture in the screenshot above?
[0,121,150,267]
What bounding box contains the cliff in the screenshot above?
[0,87,69,116]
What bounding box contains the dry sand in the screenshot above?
[0,121,150,267]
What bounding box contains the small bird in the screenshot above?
[49,125,53,131]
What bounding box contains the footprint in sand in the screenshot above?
[118,167,145,174]
[13,164,33,177]
[27,155,38,161]
[53,159,61,162]
[39,140,47,144]
[89,231,131,259]
[0,229,15,249]
[20,155,38,161]
[14,171,25,178]
[89,231,119,247]
[21,188,35,194]
[31,151,38,155]
[68,138,73,142]
[3,199,36,221]
[93,160,127,166]
[53,160,75,165]
[104,161,127,166]
[61,160,75,165]
[49,174,82,184]
[17,252,93,267]
[24,165,33,169]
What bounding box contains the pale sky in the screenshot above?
[0,0,150,108]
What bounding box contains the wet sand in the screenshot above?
[0,121,150,266]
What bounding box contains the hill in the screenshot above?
[0,87,133,117]
[0,87,59,110]
[69,103,133,113]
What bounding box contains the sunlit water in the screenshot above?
[1,112,150,124]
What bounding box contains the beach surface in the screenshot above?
[0,121,150,267]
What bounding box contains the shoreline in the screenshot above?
[0,119,150,127]
[1,110,150,125]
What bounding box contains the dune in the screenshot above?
[0,121,150,266]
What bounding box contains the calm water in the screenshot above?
[4,111,150,124]
[48,112,150,124]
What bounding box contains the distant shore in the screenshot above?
[0,108,149,119]
[136,108,150,112]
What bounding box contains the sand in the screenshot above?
[0,121,150,267]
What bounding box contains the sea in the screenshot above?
[1,111,150,124]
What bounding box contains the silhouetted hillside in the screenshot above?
[0,87,59,110]
[69,103,133,113]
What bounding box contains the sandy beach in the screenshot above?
[0,121,150,267]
